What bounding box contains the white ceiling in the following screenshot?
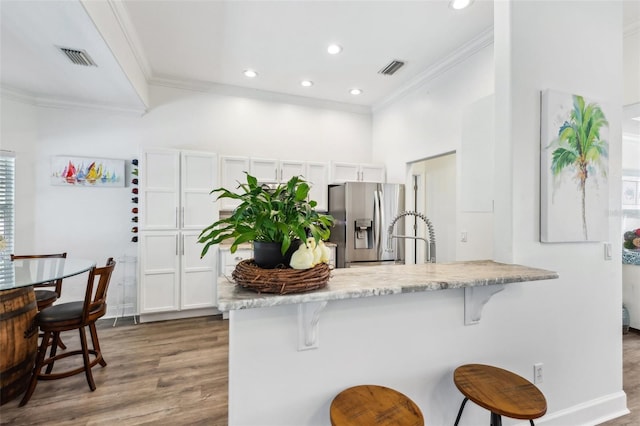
[0,0,638,117]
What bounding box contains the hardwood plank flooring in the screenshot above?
[2,315,639,425]
[0,315,228,426]
[600,330,640,426]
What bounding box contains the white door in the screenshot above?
[280,160,306,182]
[306,162,329,211]
[330,162,360,183]
[139,231,180,313]
[220,156,250,210]
[423,154,456,263]
[181,151,217,229]
[250,158,279,183]
[141,150,179,230]
[360,164,386,183]
[181,231,216,309]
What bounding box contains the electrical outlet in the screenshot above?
[534,363,543,384]
[460,231,468,243]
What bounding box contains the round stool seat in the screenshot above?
[330,384,424,426]
[454,364,546,424]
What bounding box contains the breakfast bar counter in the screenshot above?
[217,260,558,312]
[221,260,558,426]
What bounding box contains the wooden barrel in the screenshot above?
[0,287,37,405]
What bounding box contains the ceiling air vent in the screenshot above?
[378,60,405,76]
[57,47,97,67]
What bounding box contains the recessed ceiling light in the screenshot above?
[301,80,314,87]
[449,0,473,10]
[349,88,362,96]
[243,69,258,78]
[327,44,342,55]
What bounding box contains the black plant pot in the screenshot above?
[253,240,302,269]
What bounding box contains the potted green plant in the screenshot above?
[198,173,334,269]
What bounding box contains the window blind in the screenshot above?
[0,151,15,284]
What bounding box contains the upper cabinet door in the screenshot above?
[360,164,386,183]
[330,162,360,183]
[306,162,329,211]
[330,162,386,183]
[141,150,180,230]
[250,158,279,183]
[280,160,306,182]
[181,151,217,229]
[220,156,250,211]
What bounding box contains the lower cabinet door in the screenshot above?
[139,231,180,313]
[140,230,217,314]
[181,231,216,310]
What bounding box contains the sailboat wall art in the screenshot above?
[51,156,125,187]
[540,89,610,243]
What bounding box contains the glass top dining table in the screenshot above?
[0,257,96,291]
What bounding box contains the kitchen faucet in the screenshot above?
[387,211,436,263]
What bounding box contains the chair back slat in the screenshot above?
[83,258,115,322]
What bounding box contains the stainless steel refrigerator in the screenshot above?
[328,182,405,268]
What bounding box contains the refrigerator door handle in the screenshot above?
[374,185,383,258]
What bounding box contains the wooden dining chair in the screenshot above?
[19,258,116,406]
[11,253,68,350]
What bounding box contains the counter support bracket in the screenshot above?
[297,301,328,351]
[464,284,505,325]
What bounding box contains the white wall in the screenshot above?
[363,1,626,424]
[495,0,624,423]
[3,85,372,316]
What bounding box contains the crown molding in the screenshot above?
[0,86,37,105]
[372,26,494,113]
[1,85,147,116]
[148,76,372,115]
[106,0,152,80]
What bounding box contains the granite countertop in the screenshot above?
[217,260,559,312]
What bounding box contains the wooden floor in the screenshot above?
[601,330,640,426]
[1,316,639,425]
[0,315,228,426]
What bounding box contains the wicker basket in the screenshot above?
[231,259,331,294]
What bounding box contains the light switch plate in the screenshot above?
[604,242,612,260]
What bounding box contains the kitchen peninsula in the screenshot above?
[218,260,558,425]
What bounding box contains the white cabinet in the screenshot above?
[139,231,179,312]
[141,150,218,230]
[250,158,280,183]
[219,247,253,277]
[306,162,329,212]
[139,149,218,322]
[330,162,386,183]
[220,156,251,211]
[220,155,329,211]
[280,160,306,182]
[327,244,336,268]
[251,158,307,184]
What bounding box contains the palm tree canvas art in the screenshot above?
[541,90,609,242]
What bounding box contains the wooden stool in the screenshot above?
[330,384,424,426]
[453,364,547,426]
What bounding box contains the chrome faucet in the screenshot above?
[387,211,436,263]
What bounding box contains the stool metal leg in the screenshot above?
[530,421,535,426]
[490,412,502,426]
[454,397,469,426]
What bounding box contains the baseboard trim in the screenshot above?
[139,307,221,323]
[534,390,628,425]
